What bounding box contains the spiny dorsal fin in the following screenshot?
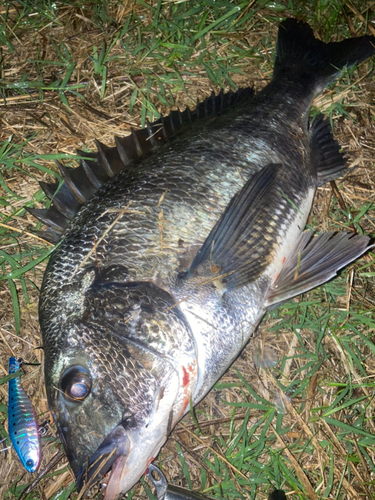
[56,161,97,204]
[40,181,81,220]
[94,140,125,177]
[27,206,70,235]
[39,181,59,200]
[79,152,110,189]
[29,87,254,243]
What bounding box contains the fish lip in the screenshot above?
[75,423,130,493]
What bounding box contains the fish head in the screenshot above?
[43,273,197,499]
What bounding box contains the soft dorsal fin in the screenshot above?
[28,88,254,243]
[309,113,347,186]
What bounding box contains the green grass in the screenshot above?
[1,0,375,499]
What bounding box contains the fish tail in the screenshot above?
[274,18,375,91]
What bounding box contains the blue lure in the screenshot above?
[8,357,41,473]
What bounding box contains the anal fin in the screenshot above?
[265,231,371,308]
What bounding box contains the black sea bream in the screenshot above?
[31,18,375,499]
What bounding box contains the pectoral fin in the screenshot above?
[188,163,284,290]
[265,231,371,307]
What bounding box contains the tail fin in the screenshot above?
[274,18,375,91]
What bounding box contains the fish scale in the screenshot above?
[30,18,375,499]
[8,358,41,473]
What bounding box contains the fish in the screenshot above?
[8,358,41,473]
[29,18,375,499]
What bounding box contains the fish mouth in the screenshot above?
[75,423,130,497]
[75,418,170,500]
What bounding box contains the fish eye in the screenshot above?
[60,366,92,402]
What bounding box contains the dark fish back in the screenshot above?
[29,88,254,243]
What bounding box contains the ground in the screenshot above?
[0,1,375,499]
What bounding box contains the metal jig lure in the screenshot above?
[8,357,41,472]
[147,464,214,500]
[147,464,286,500]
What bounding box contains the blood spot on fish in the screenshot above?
[181,362,198,412]
[282,257,286,264]
[182,366,189,387]
[144,457,155,475]
[182,362,197,388]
